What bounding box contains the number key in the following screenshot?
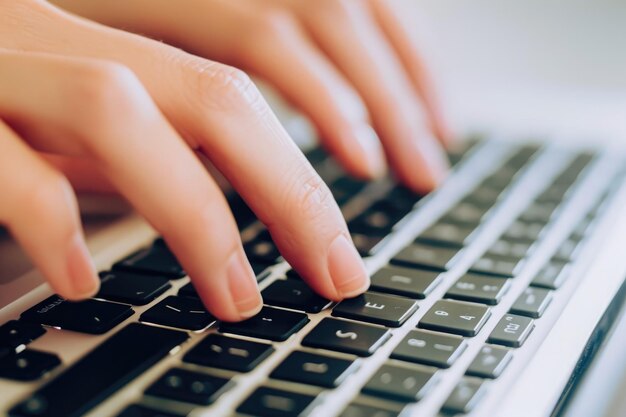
[391,330,466,368]
[419,300,490,337]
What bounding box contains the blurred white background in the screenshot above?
[397,0,626,144]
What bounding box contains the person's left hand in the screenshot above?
[52,0,451,193]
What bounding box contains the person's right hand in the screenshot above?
[0,0,369,322]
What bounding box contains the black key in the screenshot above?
[178,282,199,298]
[140,296,214,331]
[391,243,460,271]
[518,201,558,223]
[510,287,552,318]
[304,146,329,166]
[419,300,490,337]
[385,185,423,212]
[262,280,331,313]
[445,274,510,305]
[0,320,45,349]
[349,201,407,236]
[332,292,418,327]
[145,368,230,405]
[97,271,171,306]
[536,184,571,203]
[330,176,367,206]
[466,345,512,379]
[0,350,60,381]
[114,244,185,279]
[184,333,274,372]
[21,296,133,335]
[488,314,534,348]
[441,377,486,414]
[362,362,437,402]
[302,318,390,357]
[339,403,403,417]
[228,193,257,230]
[270,350,357,388]
[470,253,524,278]
[237,386,316,417]
[486,239,534,259]
[502,220,546,243]
[417,222,477,248]
[553,237,583,262]
[116,405,183,417]
[531,260,570,289]
[351,232,384,256]
[9,323,188,417]
[442,202,486,226]
[391,330,466,368]
[220,307,309,342]
[370,265,441,299]
[245,231,281,263]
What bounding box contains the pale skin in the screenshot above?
[0,0,450,322]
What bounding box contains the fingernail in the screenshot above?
[354,124,387,178]
[227,252,262,319]
[66,234,99,299]
[327,234,370,298]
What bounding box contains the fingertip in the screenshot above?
[352,124,388,179]
[65,234,100,300]
[327,234,370,299]
[227,251,263,319]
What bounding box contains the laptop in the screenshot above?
[2,126,626,417]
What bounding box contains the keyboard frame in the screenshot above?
[1,138,626,417]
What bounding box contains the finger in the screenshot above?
[297,0,449,192]
[0,119,99,300]
[42,154,116,193]
[368,0,453,145]
[7,4,370,301]
[0,50,261,322]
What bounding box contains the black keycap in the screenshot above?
[349,201,407,236]
[145,368,230,405]
[519,201,558,223]
[220,307,309,342]
[391,330,466,368]
[531,260,570,289]
[114,244,185,279]
[339,403,404,417]
[445,274,510,305]
[553,237,583,262]
[536,184,571,203]
[391,243,460,271]
[442,202,486,226]
[9,323,188,417]
[97,271,171,306]
[466,344,512,379]
[510,287,552,318]
[228,193,258,230]
[302,318,390,357]
[488,314,534,348]
[351,232,384,256]
[362,362,437,402]
[0,320,45,349]
[270,350,357,388]
[470,253,524,278]
[140,296,214,331]
[184,334,274,372]
[441,377,486,414]
[21,296,133,335]
[262,280,331,313]
[330,176,367,206]
[178,282,199,299]
[333,292,418,327]
[237,386,316,417]
[304,146,329,166]
[502,220,546,243]
[486,239,534,259]
[0,349,60,381]
[419,300,491,337]
[116,405,183,417]
[417,222,477,248]
[370,265,441,299]
[245,231,281,263]
[385,185,423,211]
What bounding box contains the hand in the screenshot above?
[51,0,451,192]
[0,0,369,321]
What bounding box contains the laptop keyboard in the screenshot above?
[2,138,625,417]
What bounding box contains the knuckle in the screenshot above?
[281,162,336,225]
